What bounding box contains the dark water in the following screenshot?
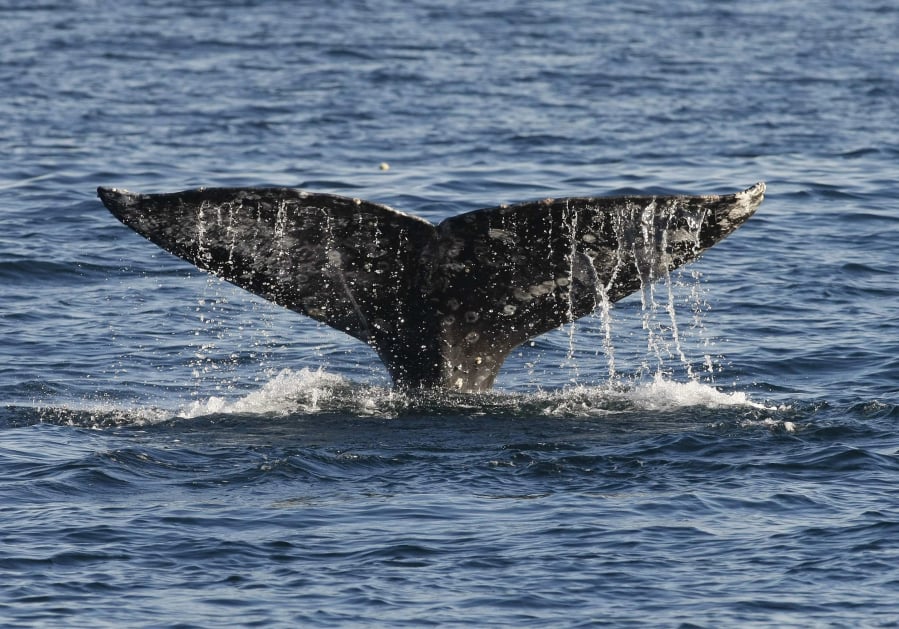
[3,1,899,626]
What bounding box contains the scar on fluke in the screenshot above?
[98,182,764,392]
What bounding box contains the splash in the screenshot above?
[20,367,772,430]
[178,367,368,418]
[174,368,771,420]
[611,373,769,411]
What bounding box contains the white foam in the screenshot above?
[178,367,354,418]
[174,368,774,420]
[33,401,172,429]
[616,373,769,411]
[520,371,773,417]
[32,369,777,428]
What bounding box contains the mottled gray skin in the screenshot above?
[98,182,764,392]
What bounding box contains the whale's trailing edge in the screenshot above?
[98,182,764,391]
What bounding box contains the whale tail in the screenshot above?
[98,182,764,391]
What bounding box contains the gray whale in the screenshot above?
[98,182,764,392]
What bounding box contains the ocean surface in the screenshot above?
[2,0,898,626]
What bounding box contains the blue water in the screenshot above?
[2,0,899,626]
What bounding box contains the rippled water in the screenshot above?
[2,1,899,626]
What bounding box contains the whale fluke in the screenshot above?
[98,182,764,391]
